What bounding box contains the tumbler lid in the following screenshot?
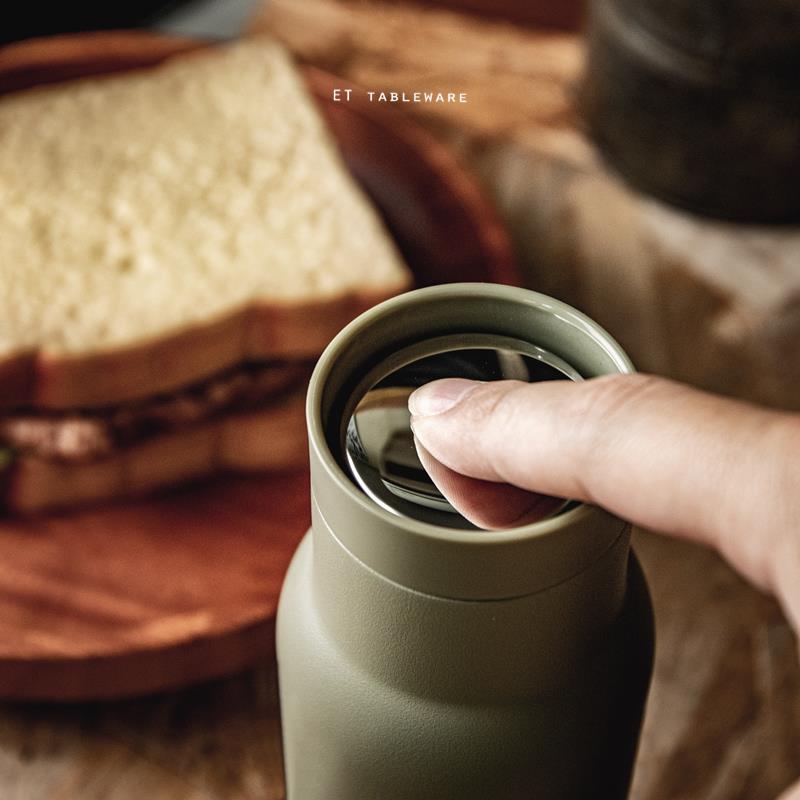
[307,284,634,599]
[344,334,580,529]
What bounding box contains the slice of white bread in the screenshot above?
[2,390,308,514]
[0,36,410,410]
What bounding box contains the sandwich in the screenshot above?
[0,37,411,513]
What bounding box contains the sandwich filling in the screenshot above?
[0,361,313,464]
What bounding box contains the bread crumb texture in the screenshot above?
[0,38,408,357]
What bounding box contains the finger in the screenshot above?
[778,779,800,800]
[414,440,565,529]
[409,374,800,604]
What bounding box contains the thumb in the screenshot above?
[409,374,800,609]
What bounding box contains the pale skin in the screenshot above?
[409,374,800,800]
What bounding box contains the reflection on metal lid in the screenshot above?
[346,342,580,529]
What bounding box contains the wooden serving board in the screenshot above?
[0,32,518,701]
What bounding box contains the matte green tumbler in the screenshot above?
[277,284,654,799]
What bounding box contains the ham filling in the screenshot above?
[0,361,313,463]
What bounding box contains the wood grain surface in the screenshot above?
[0,32,516,701]
[0,472,309,700]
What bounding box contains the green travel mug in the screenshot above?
[278,283,654,799]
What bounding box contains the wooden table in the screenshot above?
[0,2,797,797]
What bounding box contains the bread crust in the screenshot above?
[1,390,309,514]
[0,34,412,411]
[0,285,406,410]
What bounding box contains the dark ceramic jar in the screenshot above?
[582,0,800,223]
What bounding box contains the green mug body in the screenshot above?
[278,284,654,799]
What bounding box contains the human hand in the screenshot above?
[409,374,800,800]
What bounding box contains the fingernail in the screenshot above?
[408,378,480,417]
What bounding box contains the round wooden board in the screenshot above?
[0,31,519,701]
